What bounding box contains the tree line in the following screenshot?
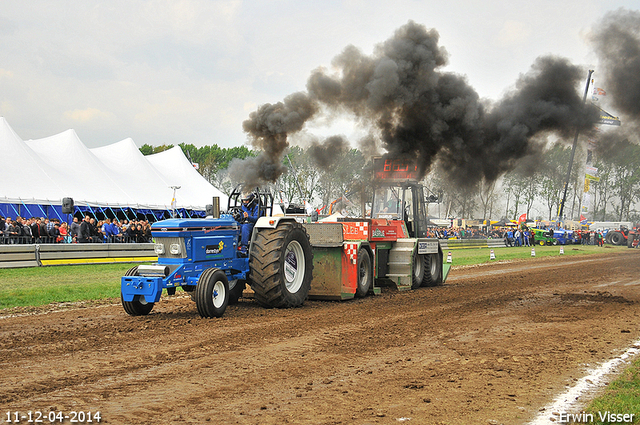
[140,140,639,222]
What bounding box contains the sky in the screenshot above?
[0,0,637,149]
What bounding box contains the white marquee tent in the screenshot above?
[0,117,228,220]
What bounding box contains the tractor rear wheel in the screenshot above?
[609,231,625,245]
[249,221,313,308]
[195,268,229,318]
[355,248,372,297]
[121,266,155,316]
[421,253,442,287]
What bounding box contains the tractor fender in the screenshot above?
[254,216,301,230]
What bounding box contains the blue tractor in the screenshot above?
[120,188,314,318]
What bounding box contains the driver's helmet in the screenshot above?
[242,191,257,207]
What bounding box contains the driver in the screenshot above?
[238,191,260,255]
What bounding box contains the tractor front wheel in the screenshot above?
[195,268,229,318]
[121,266,155,316]
[249,221,313,308]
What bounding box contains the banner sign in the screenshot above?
[585,165,600,182]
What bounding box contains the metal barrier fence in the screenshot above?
[0,243,156,268]
[439,238,507,250]
[0,238,509,269]
[0,235,151,244]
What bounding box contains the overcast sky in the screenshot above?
[0,0,636,149]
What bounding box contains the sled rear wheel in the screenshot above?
[355,248,372,297]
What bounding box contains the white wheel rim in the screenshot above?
[284,240,305,293]
[212,280,226,308]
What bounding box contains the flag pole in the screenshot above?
[557,69,594,225]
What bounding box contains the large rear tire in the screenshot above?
[355,248,372,297]
[195,268,229,318]
[421,253,442,287]
[249,221,313,308]
[121,266,155,316]
[609,231,625,246]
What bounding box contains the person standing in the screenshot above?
[31,218,43,243]
[108,219,121,243]
[59,222,71,243]
[101,218,112,243]
[70,217,80,242]
[6,218,19,244]
[21,218,33,244]
[597,231,604,247]
[79,215,92,243]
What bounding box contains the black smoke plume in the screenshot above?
[230,92,318,188]
[236,20,608,188]
[590,7,640,155]
[307,135,350,171]
[591,8,640,119]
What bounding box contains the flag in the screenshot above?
[596,107,621,126]
[518,213,527,223]
[580,215,587,225]
[595,88,606,95]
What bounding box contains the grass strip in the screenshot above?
[0,263,139,309]
[0,244,630,310]
[581,357,640,424]
[444,244,627,267]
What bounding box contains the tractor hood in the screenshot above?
[151,216,237,231]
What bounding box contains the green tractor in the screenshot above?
[532,228,557,246]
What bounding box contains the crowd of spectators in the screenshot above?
[0,215,152,244]
[502,226,533,247]
[425,225,561,247]
[425,226,503,239]
[576,230,604,246]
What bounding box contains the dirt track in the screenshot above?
[2,250,640,424]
